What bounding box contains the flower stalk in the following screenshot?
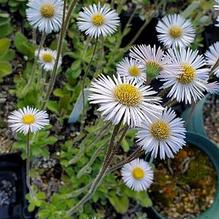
[26,131,34,198]
[42,0,78,109]
[82,38,98,114]
[21,32,46,96]
[68,122,129,215]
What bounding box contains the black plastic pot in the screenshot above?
[0,152,34,219]
[146,132,219,219]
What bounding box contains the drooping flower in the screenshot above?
[26,0,64,33]
[137,108,186,160]
[77,3,120,38]
[36,48,61,71]
[121,158,154,191]
[88,75,163,127]
[160,48,209,104]
[116,57,146,82]
[129,45,173,79]
[8,106,49,134]
[205,42,219,77]
[156,14,195,48]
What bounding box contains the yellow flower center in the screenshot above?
[128,65,141,77]
[40,4,55,18]
[22,114,35,125]
[150,120,170,140]
[91,13,105,26]
[132,167,145,180]
[42,53,54,63]
[178,64,196,84]
[169,25,183,39]
[114,84,142,106]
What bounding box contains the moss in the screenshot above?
[150,145,217,218]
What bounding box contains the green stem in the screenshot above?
[82,38,98,115]
[163,99,177,107]
[67,122,122,215]
[108,147,144,173]
[77,143,105,178]
[125,10,157,49]
[59,183,92,200]
[93,37,105,78]
[121,7,138,39]
[210,57,219,76]
[68,122,111,165]
[32,28,37,44]
[42,0,78,109]
[149,156,154,164]
[21,32,46,96]
[104,124,129,167]
[26,131,34,198]
[111,0,114,8]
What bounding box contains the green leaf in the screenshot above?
[0,13,12,37]
[66,60,82,79]
[0,49,15,61]
[109,193,129,214]
[37,192,46,200]
[0,38,10,56]
[14,32,35,59]
[28,203,36,212]
[53,88,65,98]
[181,1,200,18]
[121,138,130,152]
[47,101,59,114]
[125,189,152,207]
[0,61,12,78]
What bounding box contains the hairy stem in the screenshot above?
[26,132,34,198]
[67,122,123,215]
[42,0,78,109]
[126,11,156,48]
[210,57,219,76]
[121,7,138,39]
[21,32,46,96]
[68,122,111,165]
[82,38,98,115]
[108,147,144,173]
[77,143,105,178]
[32,28,37,44]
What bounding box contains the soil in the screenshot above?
[149,146,216,219]
[204,95,219,145]
[0,75,17,154]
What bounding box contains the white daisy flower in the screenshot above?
[8,106,49,135]
[121,158,154,191]
[129,45,173,79]
[77,3,120,38]
[116,57,146,82]
[156,14,195,48]
[137,108,186,160]
[26,0,64,34]
[205,42,219,77]
[88,75,163,127]
[160,48,209,104]
[207,82,219,95]
[36,48,62,71]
